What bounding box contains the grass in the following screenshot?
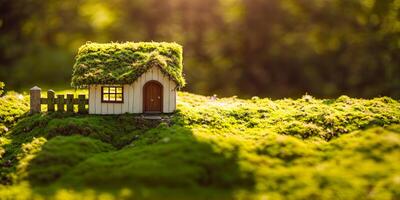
[0,88,399,199]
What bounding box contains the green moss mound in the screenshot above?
[71,42,185,87]
[0,90,399,199]
[0,92,29,135]
[26,136,115,185]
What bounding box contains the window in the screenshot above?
[101,86,123,103]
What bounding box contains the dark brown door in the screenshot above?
[143,81,163,113]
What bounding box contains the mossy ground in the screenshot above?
[0,90,399,199]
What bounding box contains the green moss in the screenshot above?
[26,136,115,185]
[0,90,399,199]
[71,42,185,87]
[0,91,29,135]
[0,81,4,96]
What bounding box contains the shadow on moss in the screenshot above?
[2,112,255,199]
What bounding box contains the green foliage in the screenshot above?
[0,91,399,199]
[71,42,185,87]
[1,0,399,98]
[0,82,4,96]
[0,91,29,135]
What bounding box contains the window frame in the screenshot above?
[101,85,124,103]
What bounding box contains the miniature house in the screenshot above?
[71,42,185,114]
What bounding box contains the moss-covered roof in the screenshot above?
[71,42,185,87]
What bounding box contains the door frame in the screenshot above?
[143,80,163,113]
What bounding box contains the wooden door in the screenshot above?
[143,81,163,113]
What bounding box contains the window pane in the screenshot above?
[110,94,116,100]
[103,94,109,101]
[116,94,123,101]
[103,87,109,93]
[110,87,115,93]
[116,87,122,93]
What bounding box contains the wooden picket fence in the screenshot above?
[30,86,88,114]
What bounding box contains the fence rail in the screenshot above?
[30,86,88,114]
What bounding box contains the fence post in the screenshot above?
[47,90,55,112]
[30,86,41,114]
[66,94,74,112]
[57,94,65,112]
[78,95,86,114]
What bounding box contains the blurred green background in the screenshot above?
[0,0,399,98]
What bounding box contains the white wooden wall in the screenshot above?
[88,67,177,114]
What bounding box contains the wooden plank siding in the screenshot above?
[95,85,102,114]
[89,85,96,113]
[122,84,129,113]
[162,72,170,113]
[88,67,177,114]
